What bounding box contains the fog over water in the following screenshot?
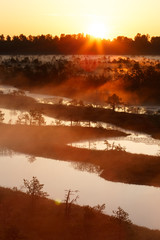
[1,105,160,156]
[0,63,160,231]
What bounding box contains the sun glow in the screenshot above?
[87,22,108,39]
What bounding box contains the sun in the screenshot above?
[87,22,108,39]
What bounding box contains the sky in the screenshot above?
[0,0,160,39]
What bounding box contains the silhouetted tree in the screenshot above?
[0,32,159,54]
[93,203,106,213]
[134,33,150,54]
[64,189,79,217]
[23,176,49,199]
[106,94,122,111]
[29,109,45,126]
[112,207,132,240]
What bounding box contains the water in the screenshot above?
[1,107,160,156]
[0,108,55,125]
[0,151,160,230]
[0,82,160,230]
[69,122,160,156]
[71,137,160,156]
[0,84,18,94]
[0,84,160,115]
[0,84,71,105]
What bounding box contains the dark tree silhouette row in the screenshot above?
[0,33,160,54]
[1,54,160,104]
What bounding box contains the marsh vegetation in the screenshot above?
[0,54,160,238]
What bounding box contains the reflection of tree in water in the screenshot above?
[26,155,36,163]
[0,146,13,157]
[71,161,102,175]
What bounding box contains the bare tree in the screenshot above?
[64,189,79,217]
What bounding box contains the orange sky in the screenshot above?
[0,0,160,39]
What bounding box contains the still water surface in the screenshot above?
[1,107,160,156]
[0,152,160,230]
[71,138,160,156]
[0,83,160,229]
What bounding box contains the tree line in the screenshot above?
[0,33,160,54]
[1,54,160,104]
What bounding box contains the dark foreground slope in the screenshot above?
[0,187,160,240]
